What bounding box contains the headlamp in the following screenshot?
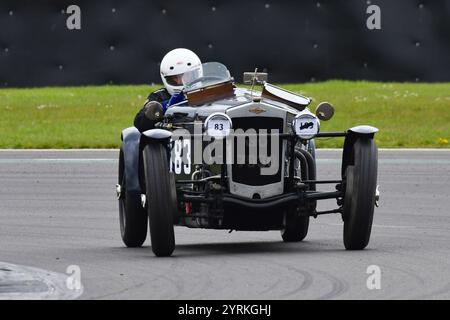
[293,110,320,140]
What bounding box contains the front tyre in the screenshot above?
[343,138,378,250]
[143,142,176,257]
[118,147,148,247]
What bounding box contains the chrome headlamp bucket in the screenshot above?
[293,110,320,140]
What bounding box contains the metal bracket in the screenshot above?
[115,184,122,200]
[375,185,380,207]
[141,194,147,208]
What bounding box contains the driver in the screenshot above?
[134,48,202,132]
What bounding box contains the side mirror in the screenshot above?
[243,72,268,84]
[315,102,334,121]
[144,101,164,121]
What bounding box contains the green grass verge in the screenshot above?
[0,81,449,148]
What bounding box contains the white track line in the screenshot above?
[0,148,449,152]
[0,158,449,165]
[0,159,116,164]
[325,223,416,229]
[0,149,117,152]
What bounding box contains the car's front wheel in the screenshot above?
[142,142,176,257]
[343,137,378,250]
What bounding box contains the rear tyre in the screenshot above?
[143,142,176,257]
[118,147,148,247]
[343,138,378,250]
[281,147,314,242]
[281,214,310,242]
[307,139,316,160]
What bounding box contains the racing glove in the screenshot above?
[144,101,164,121]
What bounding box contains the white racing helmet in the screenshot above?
[160,48,201,95]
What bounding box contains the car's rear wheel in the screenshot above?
[142,142,176,257]
[281,213,310,242]
[281,146,315,242]
[118,147,148,247]
[343,138,378,250]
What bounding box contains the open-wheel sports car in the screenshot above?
[117,62,380,257]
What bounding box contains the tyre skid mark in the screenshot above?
[278,268,314,298]
[315,270,350,300]
[376,247,450,299]
[91,282,147,300]
[0,262,83,300]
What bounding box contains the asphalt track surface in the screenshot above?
[0,149,449,299]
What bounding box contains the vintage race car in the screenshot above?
[117,62,379,257]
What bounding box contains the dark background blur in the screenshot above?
[0,0,449,87]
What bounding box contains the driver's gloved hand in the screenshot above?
[144,101,164,121]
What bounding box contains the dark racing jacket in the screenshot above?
[133,88,171,132]
[134,88,186,132]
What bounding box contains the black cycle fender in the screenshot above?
[342,125,378,177]
[121,127,142,193]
